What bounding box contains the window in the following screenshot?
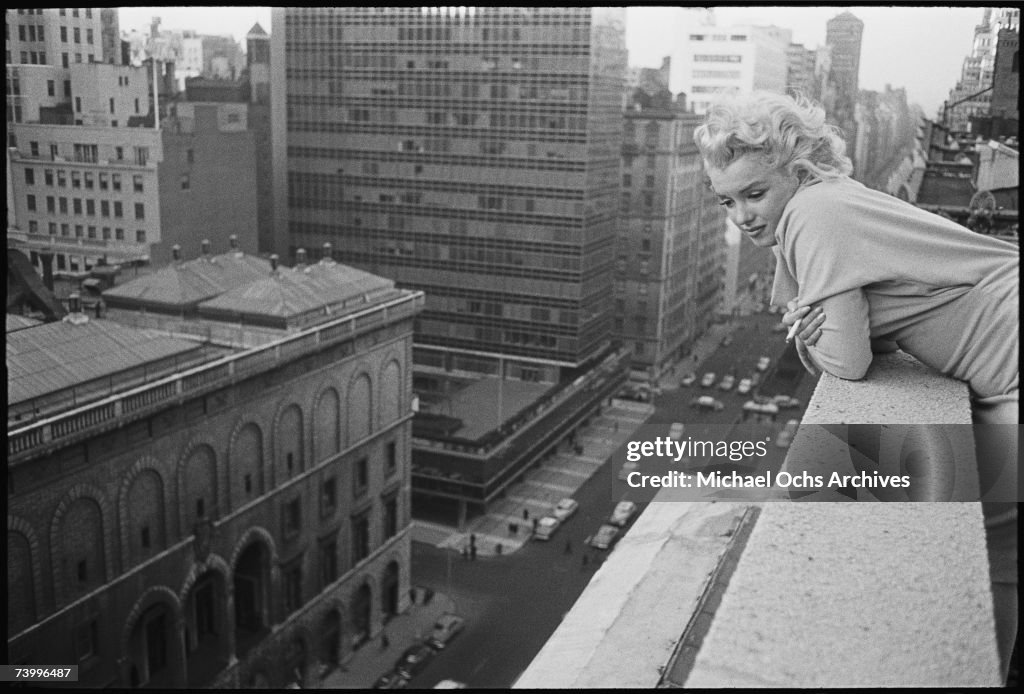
[115,228,124,241]
[73,27,80,43]
[24,168,35,185]
[57,169,66,187]
[49,222,58,235]
[86,28,93,45]
[86,199,95,216]
[73,198,82,215]
[59,197,68,214]
[27,194,36,211]
[98,173,108,190]
[622,174,632,187]
[353,458,368,497]
[383,495,399,540]
[29,141,39,156]
[45,169,53,185]
[320,477,337,518]
[28,220,38,233]
[47,196,55,213]
[112,173,121,191]
[62,52,69,68]
[114,147,123,161]
[47,79,55,96]
[75,96,81,111]
[386,442,397,476]
[134,147,148,166]
[319,536,338,589]
[100,200,109,217]
[71,171,81,188]
[73,143,98,163]
[133,175,143,192]
[109,97,114,114]
[283,559,303,614]
[102,227,110,240]
[135,229,146,243]
[74,619,99,662]
[351,512,370,563]
[61,223,69,237]
[61,26,67,42]
[180,175,190,190]
[87,225,96,239]
[84,172,93,189]
[282,497,302,539]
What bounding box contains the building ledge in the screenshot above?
[516,352,1001,688]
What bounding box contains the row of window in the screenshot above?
[25,219,146,243]
[24,166,147,191]
[28,194,145,220]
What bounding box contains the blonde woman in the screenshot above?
[695,91,1018,680]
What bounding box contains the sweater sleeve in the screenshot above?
[804,288,873,380]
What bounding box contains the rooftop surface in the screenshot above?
[426,377,554,441]
[103,251,272,308]
[7,318,205,406]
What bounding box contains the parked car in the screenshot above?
[618,460,638,481]
[690,395,725,412]
[533,516,561,541]
[771,394,802,409]
[668,422,686,441]
[433,681,467,689]
[680,372,697,387]
[609,500,638,527]
[750,371,762,387]
[743,400,780,417]
[552,497,579,522]
[775,418,801,448]
[588,523,620,550]
[701,372,717,388]
[374,671,409,689]
[718,374,736,391]
[737,378,753,395]
[427,613,465,650]
[395,644,435,679]
[721,334,734,347]
[756,356,771,372]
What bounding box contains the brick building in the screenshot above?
[6,244,424,688]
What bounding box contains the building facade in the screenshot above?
[272,6,626,369]
[7,249,424,688]
[825,11,863,147]
[615,76,726,383]
[670,19,791,114]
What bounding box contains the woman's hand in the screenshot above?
[783,300,826,376]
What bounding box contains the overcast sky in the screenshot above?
[117,5,985,116]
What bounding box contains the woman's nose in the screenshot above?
[731,206,755,227]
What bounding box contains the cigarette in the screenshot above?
[785,317,803,343]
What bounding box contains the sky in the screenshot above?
[116,5,985,116]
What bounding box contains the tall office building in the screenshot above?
[669,17,791,114]
[825,11,863,145]
[943,7,1019,132]
[272,7,626,372]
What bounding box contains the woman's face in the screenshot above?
[707,154,801,247]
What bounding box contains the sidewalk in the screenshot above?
[317,587,456,689]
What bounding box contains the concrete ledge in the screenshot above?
[514,501,751,689]
[686,352,1001,687]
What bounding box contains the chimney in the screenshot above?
[270,253,279,271]
[201,239,211,257]
[296,247,307,268]
[63,292,89,325]
[172,244,182,262]
[321,242,335,264]
[229,234,238,250]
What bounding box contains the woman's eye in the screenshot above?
[748,191,764,200]
[717,199,733,208]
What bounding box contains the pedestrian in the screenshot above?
[470,545,477,561]
[523,508,529,521]
[532,517,538,533]
[381,631,390,650]
[564,539,572,555]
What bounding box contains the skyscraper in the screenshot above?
[825,11,863,146]
[271,7,626,372]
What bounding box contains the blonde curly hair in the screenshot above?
[694,91,853,183]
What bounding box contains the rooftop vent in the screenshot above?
[201,239,211,257]
[229,234,238,249]
[270,253,279,271]
[296,247,307,268]
[321,242,336,265]
[62,292,89,325]
[172,244,182,262]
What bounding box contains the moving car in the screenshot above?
[588,523,620,550]
[718,374,736,391]
[737,378,753,395]
[721,334,734,347]
[433,681,467,689]
[680,372,697,387]
[618,460,638,481]
[395,643,435,679]
[533,516,561,541]
[373,672,409,689]
[668,422,686,441]
[427,613,465,650]
[743,400,780,417]
[609,500,638,527]
[690,395,725,412]
[756,356,771,372]
[701,372,717,388]
[552,497,579,522]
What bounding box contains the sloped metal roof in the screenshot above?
[6,314,43,333]
[7,318,204,406]
[103,252,272,309]
[199,260,396,320]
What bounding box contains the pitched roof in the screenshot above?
[247,22,267,37]
[6,314,43,333]
[199,259,396,321]
[103,252,272,309]
[7,318,204,406]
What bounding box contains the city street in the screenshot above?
[406,300,821,688]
